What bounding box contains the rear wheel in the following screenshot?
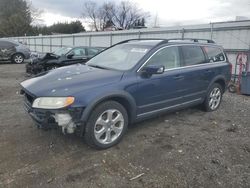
[12,53,24,64]
[84,101,128,149]
[203,83,223,112]
[228,84,236,93]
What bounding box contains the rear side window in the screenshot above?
[0,41,15,48]
[203,46,225,62]
[181,45,205,66]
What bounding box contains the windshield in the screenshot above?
[86,43,150,71]
[53,47,72,56]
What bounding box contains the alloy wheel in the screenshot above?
[14,55,24,63]
[94,109,124,145]
[209,87,221,110]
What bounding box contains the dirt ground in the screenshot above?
[0,64,249,188]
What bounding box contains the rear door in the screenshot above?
[0,41,16,61]
[179,45,212,101]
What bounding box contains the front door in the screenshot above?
[135,46,189,116]
[64,47,87,65]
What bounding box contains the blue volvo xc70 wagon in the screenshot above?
[21,38,231,149]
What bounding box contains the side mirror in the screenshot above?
[141,65,165,76]
[67,54,74,59]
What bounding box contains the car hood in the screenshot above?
[21,64,124,97]
[30,52,60,64]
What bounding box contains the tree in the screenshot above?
[31,21,86,35]
[82,0,149,31]
[49,21,85,34]
[0,0,33,37]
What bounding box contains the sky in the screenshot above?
[31,0,250,28]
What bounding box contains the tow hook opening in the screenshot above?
[54,113,76,134]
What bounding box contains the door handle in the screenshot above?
[205,69,213,74]
[174,75,184,80]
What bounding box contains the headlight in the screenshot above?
[32,97,74,109]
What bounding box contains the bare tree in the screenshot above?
[110,1,148,29]
[82,1,107,31]
[82,0,149,31]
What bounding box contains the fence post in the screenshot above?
[41,37,44,53]
[60,36,63,47]
[138,31,141,39]
[50,36,52,52]
[73,35,75,46]
[89,35,92,47]
[34,38,37,52]
[181,28,185,39]
[210,22,213,40]
[110,32,113,46]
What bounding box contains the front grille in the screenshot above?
[34,110,46,120]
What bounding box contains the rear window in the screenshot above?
[203,46,225,62]
[181,45,205,66]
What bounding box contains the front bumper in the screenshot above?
[22,92,84,134]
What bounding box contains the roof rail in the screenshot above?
[115,38,165,45]
[166,38,215,43]
[114,38,215,46]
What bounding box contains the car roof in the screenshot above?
[0,38,20,44]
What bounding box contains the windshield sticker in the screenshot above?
[131,48,148,53]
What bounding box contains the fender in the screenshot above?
[80,90,137,128]
[207,75,227,92]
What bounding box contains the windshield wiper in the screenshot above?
[88,65,110,70]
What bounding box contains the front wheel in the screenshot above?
[203,83,223,112]
[12,53,24,64]
[84,101,128,149]
[47,65,58,71]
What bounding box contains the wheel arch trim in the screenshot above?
[80,91,137,133]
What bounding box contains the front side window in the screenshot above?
[146,46,181,69]
[87,48,100,56]
[203,46,225,62]
[71,48,86,58]
[181,45,205,66]
[53,47,72,56]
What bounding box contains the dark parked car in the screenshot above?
[20,38,231,149]
[0,39,30,63]
[26,46,104,75]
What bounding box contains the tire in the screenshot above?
[47,65,58,71]
[203,83,223,112]
[228,84,236,93]
[12,53,24,64]
[84,101,128,149]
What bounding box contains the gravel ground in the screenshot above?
[0,64,249,188]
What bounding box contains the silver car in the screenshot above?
[0,39,30,63]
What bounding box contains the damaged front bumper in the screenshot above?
[26,62,44,75]
[23,93,84,135]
